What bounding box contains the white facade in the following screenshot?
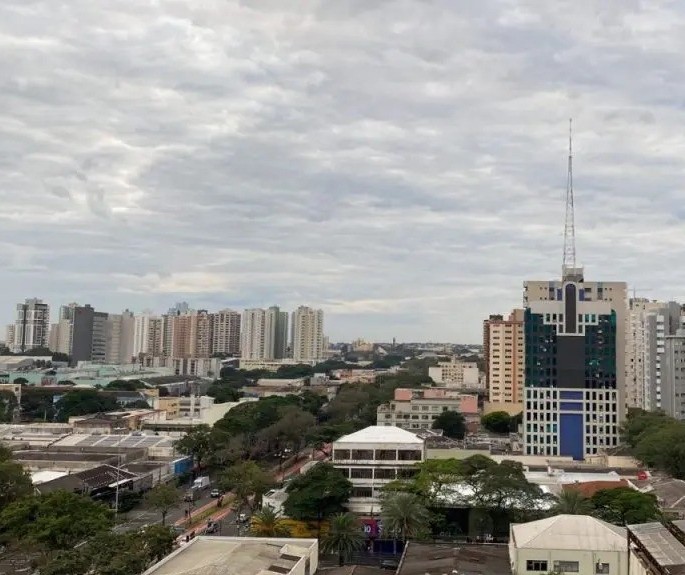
[291,306,325,362]
[4,325,15,349]
[510,515,628,575]
[332,426,425,513]
[133,312,158,357]
[241,308,266,359]
[12,298,50,353]
[105,310,135,364]
[428,358,479,388]
[264,306,288,360]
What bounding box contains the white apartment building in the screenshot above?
[291,306,325,362]
[4,325,15,350]
[105,310,135,364]
[484,310,525,410]
[332,426,425,513]
[133,312,158,357]
[241,308,266,359]
[377,388,479,430]
[211,309,241,356]
[12,298,50,353]
[428,358,479,388]
[264,306,288,360]
[661,327,685,420]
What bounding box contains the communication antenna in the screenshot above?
[562,118,576,273]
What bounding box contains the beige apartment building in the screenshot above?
[428,357,479,388]
[484,309,525,413]
[377,387,479,431]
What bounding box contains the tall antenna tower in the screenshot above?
[562,119,582,282]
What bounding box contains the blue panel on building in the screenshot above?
[579,289,585,301]
[559,402,583,411]
[560,413,584,460]
[560,391,584,400]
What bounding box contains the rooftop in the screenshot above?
[398,542,511,575]
[511,515,626,551]
[142,536,318,575]
[563,479,630,498]
[628,522,685,572]
[334,426,423,445]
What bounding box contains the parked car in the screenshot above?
[205,520,219,534]
[210,488,221,498]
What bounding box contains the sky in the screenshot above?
[2,1,685,343]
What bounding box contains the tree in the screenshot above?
[174,424,213,469]
[206,380,243,403]
[481,411,512,434]
[0,446,33,508]
[106,379,145,391]
[381,492,431,541]
[322,513,364,566]
[13,377,29,385]
[284,463,352,521]
[590,487,660,525]
[432,410,466,439]
[0,491,112,551]
[140,524,175,562]
[145,483,180,525]
[554,489,592,515]
[0,389,18,423]
[220,461,273,512]
[250,505,292,537]
[54,389,120,421]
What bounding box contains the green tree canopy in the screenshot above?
[0,389,18,423]
[0,446,33,508]
[322,512,364,566]
[381,492,431,541]
[220,460,274,511]
[283,462,352,521]
[106,379,146,391]
[206,380,244,403]
[174,424,213,468]
[144,483,181,525]
[589,487,660,525]
[481,411,512,434]
[0,491,113,551]
[54,389,120,422]
[432,410,466,439]
[554,489,593,515]
[250,505,292,538]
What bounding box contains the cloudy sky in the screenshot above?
[2,0,685,343]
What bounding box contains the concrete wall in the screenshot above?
[513,547,627,575]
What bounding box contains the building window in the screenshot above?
[333,450,350,461]
[595,563,610,574]
[351,449,373,460]
[350,468,373,479]
[376,449,396,461]
[553,560,580,573]
[526,560,548,572]
[352,487,372,498]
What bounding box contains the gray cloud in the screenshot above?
[1,0,685,341]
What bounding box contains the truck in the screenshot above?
[192,476,211,490]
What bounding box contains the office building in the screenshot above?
[211,309,241,356]
[264,306,288,359]
[241,308,266,359]
[105,310,135,364]
[70,305,108,365]
[332,426,424,513]
[523,269,627,459]
[377,388,478,430]
[428,358,479,388]
[12,298,50,353]
[484,309,525,409]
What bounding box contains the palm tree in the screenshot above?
[321,513,365,566]
[554,489,592,515]
[381,492,431,544]
[250,505,292,537]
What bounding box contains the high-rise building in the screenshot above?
[211,309,241,356]
[264,306,288,360]
[625,299,681,411]
[241,308,266,359]
[71,305,108,365]
[484,309,525,409]
[661,325,685,420]
[12,298,50,353]
[291,306,324,362]
[522,122,627,460]
[50,303,79,356]
[105,310,135,364]
[5,325,15,350]
[133,311,157,357]
[168,310,212,359]
[523,270,627,459]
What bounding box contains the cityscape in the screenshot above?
[3,2,685,575]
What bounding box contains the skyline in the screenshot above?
[3,2,685,341]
